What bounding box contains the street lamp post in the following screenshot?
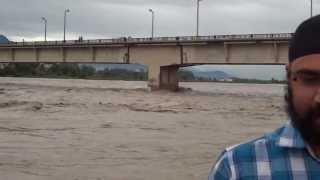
[196,0,203,36]
[41,17,47,41]
[149,9,154,38]
[311,0,313,17]
[63,9,70,42]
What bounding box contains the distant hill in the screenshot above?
[81,64,147,72]
[0,35,9,44]
[83,64,233,80]
[192,70,232,80]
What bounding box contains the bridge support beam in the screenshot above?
[147,65,179,91]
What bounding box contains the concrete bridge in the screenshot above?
[0,33,291,90]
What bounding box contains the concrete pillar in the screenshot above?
[61,47,66,62]
[160,65,179,91]
[147,64,179,91]
[34,48,39,62]
[10,48,15,62]
[147,65,161,90]
[91,47,96,62]
[273,43,279,63]
[224,43,230,62]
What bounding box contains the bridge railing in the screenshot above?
[2,33,293,47]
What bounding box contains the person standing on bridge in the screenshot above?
[209,15,320,179]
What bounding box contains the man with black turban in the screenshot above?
[209,15,320,180]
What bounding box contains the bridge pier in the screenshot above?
[147,65,179,91]
[160,65,179,91]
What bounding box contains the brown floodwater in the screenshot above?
[0,77,286,180]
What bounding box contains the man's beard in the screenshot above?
[286,84,320,146]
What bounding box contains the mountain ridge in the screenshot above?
[86,64,233,80]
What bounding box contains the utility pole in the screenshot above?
[311,0,313,17]
[41,17,47,41]
[196,0,203,36]
[64,9,70,42]
[149,9,155,38]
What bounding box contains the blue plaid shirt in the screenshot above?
[209,122,320,180]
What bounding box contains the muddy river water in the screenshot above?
[0,77,286,180]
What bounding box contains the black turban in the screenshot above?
[289,15,320,62]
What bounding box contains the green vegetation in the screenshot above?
[0,63,286,84]
[95,68,147,81]
[177,69,195,81]
[0,63,148,81]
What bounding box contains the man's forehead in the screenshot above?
[290,54,320,71]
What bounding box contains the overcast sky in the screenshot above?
[1,0,314,41]
[0,0,314,80]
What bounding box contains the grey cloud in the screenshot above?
[0,0,314,41]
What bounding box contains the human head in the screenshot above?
[287,15,320,146]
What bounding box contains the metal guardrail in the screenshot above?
[2,33,293,47]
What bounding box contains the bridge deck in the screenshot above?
[0,33,292,48]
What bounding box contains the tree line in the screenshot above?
[0,63,148,81]
[0,63,286,84]
[177,69,286,84]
